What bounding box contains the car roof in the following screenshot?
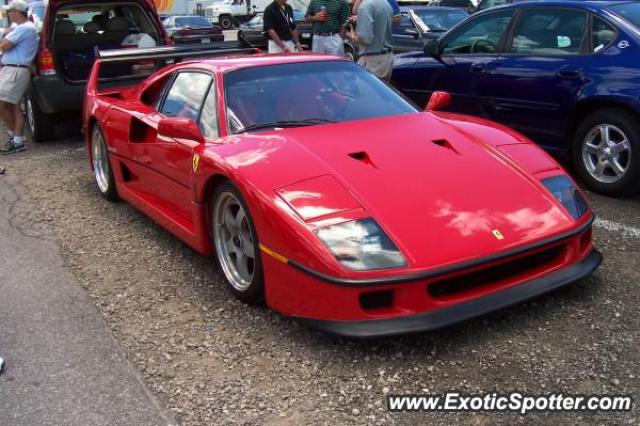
[399,5,467,11]
[489,0,635,10]
[184,53,348,74]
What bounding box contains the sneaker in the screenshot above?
[0,139,26,155]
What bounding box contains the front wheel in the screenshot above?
[26,92,55,143]
[212,182,264,304]
[91,124,118,201]
[237,31,250,48]
[219,15,233,30]
[572,108,640,196]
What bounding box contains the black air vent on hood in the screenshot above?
[348,151,377,168]
[432,139,459,154]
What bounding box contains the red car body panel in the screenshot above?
[84,53,601,336]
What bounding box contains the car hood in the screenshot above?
[262,113,576,268]
[213,113,580,271]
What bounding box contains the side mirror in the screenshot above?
[405,28,419,39]
[425,91,451,111]
[423,39,440,57]
[158,117,205,143]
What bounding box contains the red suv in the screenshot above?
[27,0,170,142]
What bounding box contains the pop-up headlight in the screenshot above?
[542,175,589,219]
[316,218,406,271]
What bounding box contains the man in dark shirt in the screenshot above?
[263,0,301,53]
[305,0,350,55]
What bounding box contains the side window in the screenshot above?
[479,0,508,11]
[160,73,213,121]
[199,84,219,139]
[508,9,587,55]
[592,16,616,53]
[441,11,514,54]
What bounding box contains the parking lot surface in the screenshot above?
[0,134,638,425]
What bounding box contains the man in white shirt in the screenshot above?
[0,0,38,155]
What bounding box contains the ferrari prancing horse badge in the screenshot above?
[192,154,201,173]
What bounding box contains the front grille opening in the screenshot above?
[360,290,394,311]
[428,245,566,299]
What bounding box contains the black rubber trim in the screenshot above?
[288,215,594,287]
[297,249,602,338]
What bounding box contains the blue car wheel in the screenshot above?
[573,108,640,196]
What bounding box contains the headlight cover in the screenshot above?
[542,175,589,219]
[316,218,407,271]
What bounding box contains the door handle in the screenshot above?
[471,62,486,73]
[556,69,581,79]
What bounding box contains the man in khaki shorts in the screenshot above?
[0,0,38,155]
[346,0,394,81]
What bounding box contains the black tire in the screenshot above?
[211,182,264,304]
[572,108,640,196]
[237,31,250,48]
[90,123,119,201]
[220,15,233,30]
[26,92,55,143]
[344,44,357,61]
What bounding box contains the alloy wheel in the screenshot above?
[26,98,35,135]
[213,192,256,292]
[582,124,631,184]
[92,127,111,194]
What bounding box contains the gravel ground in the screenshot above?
[1,132,638,425]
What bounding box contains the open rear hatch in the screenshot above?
[49,1,165,83]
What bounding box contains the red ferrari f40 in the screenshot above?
[83,46,601,337]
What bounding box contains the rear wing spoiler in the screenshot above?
[86,45,260,96]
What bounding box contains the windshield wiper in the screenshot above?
[238,118,337,133]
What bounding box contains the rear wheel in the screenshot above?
[572,108,640,196]
[91,124,118,201]
[26,92,55,143]
[220,15,233,30]
[212,182,264,304]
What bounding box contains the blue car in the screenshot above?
[392,0,640,196]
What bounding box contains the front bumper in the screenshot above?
[298,249,602,338]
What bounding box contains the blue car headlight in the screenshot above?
[541,175,589,219]
[316,218,406,271]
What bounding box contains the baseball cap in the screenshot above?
[3,0,29,13]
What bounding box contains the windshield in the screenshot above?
[412,9,468,31]
[224,61,418,133]
[246,13,262,25]
[608,2,640,28]
[176,16,212,27]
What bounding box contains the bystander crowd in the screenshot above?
[0,0,38,155]
[346,0,393,80]
[263,0,302,53]
[305,0,350,55]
